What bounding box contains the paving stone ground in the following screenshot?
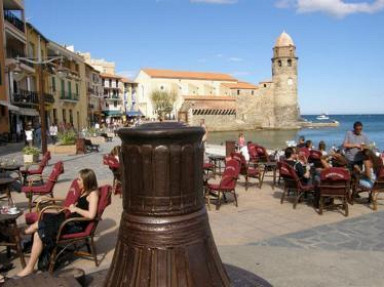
[1,140,384,286]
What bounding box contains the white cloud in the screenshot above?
[228,57,243,62]
[190,0,238,4]
[275,0,384,17]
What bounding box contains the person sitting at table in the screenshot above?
[17,168,99,277]
[354,148,381,189]
[284,147,310,184]
[296,136,306,148]
[318,141,327,156]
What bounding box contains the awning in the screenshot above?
[0,100,20,112]
[126,110,143,117]
[102,110,122,117]
[17,108,39,117]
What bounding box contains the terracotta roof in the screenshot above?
[221,82,258,90]
[100,73,121,79]
[120,77,137,84]
[142,69,237,82]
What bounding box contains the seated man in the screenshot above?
[284,147,310,184]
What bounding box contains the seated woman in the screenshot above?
[318,141,327,156]
[354,149,380,189]
[17,169,99,277]
[284,147,310,184]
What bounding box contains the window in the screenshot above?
[53,109,57,123]
[51,77,56,92]
[237,90,240,95]
[160,86,164,90]
[67,81,72,97]
[106,102,109,108]
[28,42,35,58]
[264,84,267,88]
[69,109,73,124]
[251,90,254,95]
[114,101,117,107]
[76,83,79,96]
[288,59,292,67]
[278,60,282,67]
[61,79,65,98]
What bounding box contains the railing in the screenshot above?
[12,90,55,106]
[12,89,39,106]
[4,10,25,33]
[60,92,79,102]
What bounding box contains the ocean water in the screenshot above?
[208,114,384,151]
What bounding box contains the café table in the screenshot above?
[0,177,16,204]
[0,210,26,268]
[0,164,23,184]
[208,154,226,176]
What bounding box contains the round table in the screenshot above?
[0,164,23,183]
[0,210,26,268]
[208,155,226,175]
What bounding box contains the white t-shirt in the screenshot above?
[25,130,33,141]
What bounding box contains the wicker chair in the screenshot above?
[230,152,262,189]
[279,161,315,209]
[318,167,351,216]
[44,184,112,273]
[20,151,51,185]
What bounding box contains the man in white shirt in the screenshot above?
[49,123,58,144]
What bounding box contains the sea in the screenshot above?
[208,114,384,151]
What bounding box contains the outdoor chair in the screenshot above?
[24,178,80,225]
[318,167,351,216]
[20,151,51,185]
[230,152,262,189]
[206,159,241,210]
[22,161,64,211]
[103,154,121,195]
[279,161,315,209]
[43,184,112,273]
[253,145,278,186]
[298,147,310,163]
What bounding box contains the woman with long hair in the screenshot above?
[17,169,99,277]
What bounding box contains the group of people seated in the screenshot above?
[283,121,382,191]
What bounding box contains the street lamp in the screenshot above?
[12,56,68,154]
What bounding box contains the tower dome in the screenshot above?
[275,31,294,47]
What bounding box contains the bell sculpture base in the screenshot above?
[105,123,231,286]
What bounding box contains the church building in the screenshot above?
[134,31,300,130]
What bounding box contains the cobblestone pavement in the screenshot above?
[252,211,384,251]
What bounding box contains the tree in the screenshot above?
[150,90,177,119]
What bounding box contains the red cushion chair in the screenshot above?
[21,151,51,184]
[22,161,64,211]
[25,178,80,225]
[279,161,314,209]
[103,154,121,195]
[231,152,262,189]
[207,159,241,210]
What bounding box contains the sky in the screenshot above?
[25,0,384,114]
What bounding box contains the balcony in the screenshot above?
[4,10,24,33]
[3,0,24,10]
[60,92,79,102]
[104,96,121,102]
[11,90,54,106]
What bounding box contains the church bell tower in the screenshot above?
[272,31,299,127]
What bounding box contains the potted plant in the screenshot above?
[22,146,40,163]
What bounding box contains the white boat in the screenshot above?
[316,113,330,120]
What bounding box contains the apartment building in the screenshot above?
[85,63,103,125]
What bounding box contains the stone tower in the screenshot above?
[272,31,299,127]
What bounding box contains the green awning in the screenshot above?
[102,110,122,116]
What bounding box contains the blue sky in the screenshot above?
[25,0,384,114]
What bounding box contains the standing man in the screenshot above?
[343,121,369,167]
[49,122,58,145]
[34,124,42,150]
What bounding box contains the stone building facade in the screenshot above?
[135,31,300,130]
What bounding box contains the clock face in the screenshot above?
[287,78,293,86]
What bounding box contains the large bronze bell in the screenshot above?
[105,122,230,286]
